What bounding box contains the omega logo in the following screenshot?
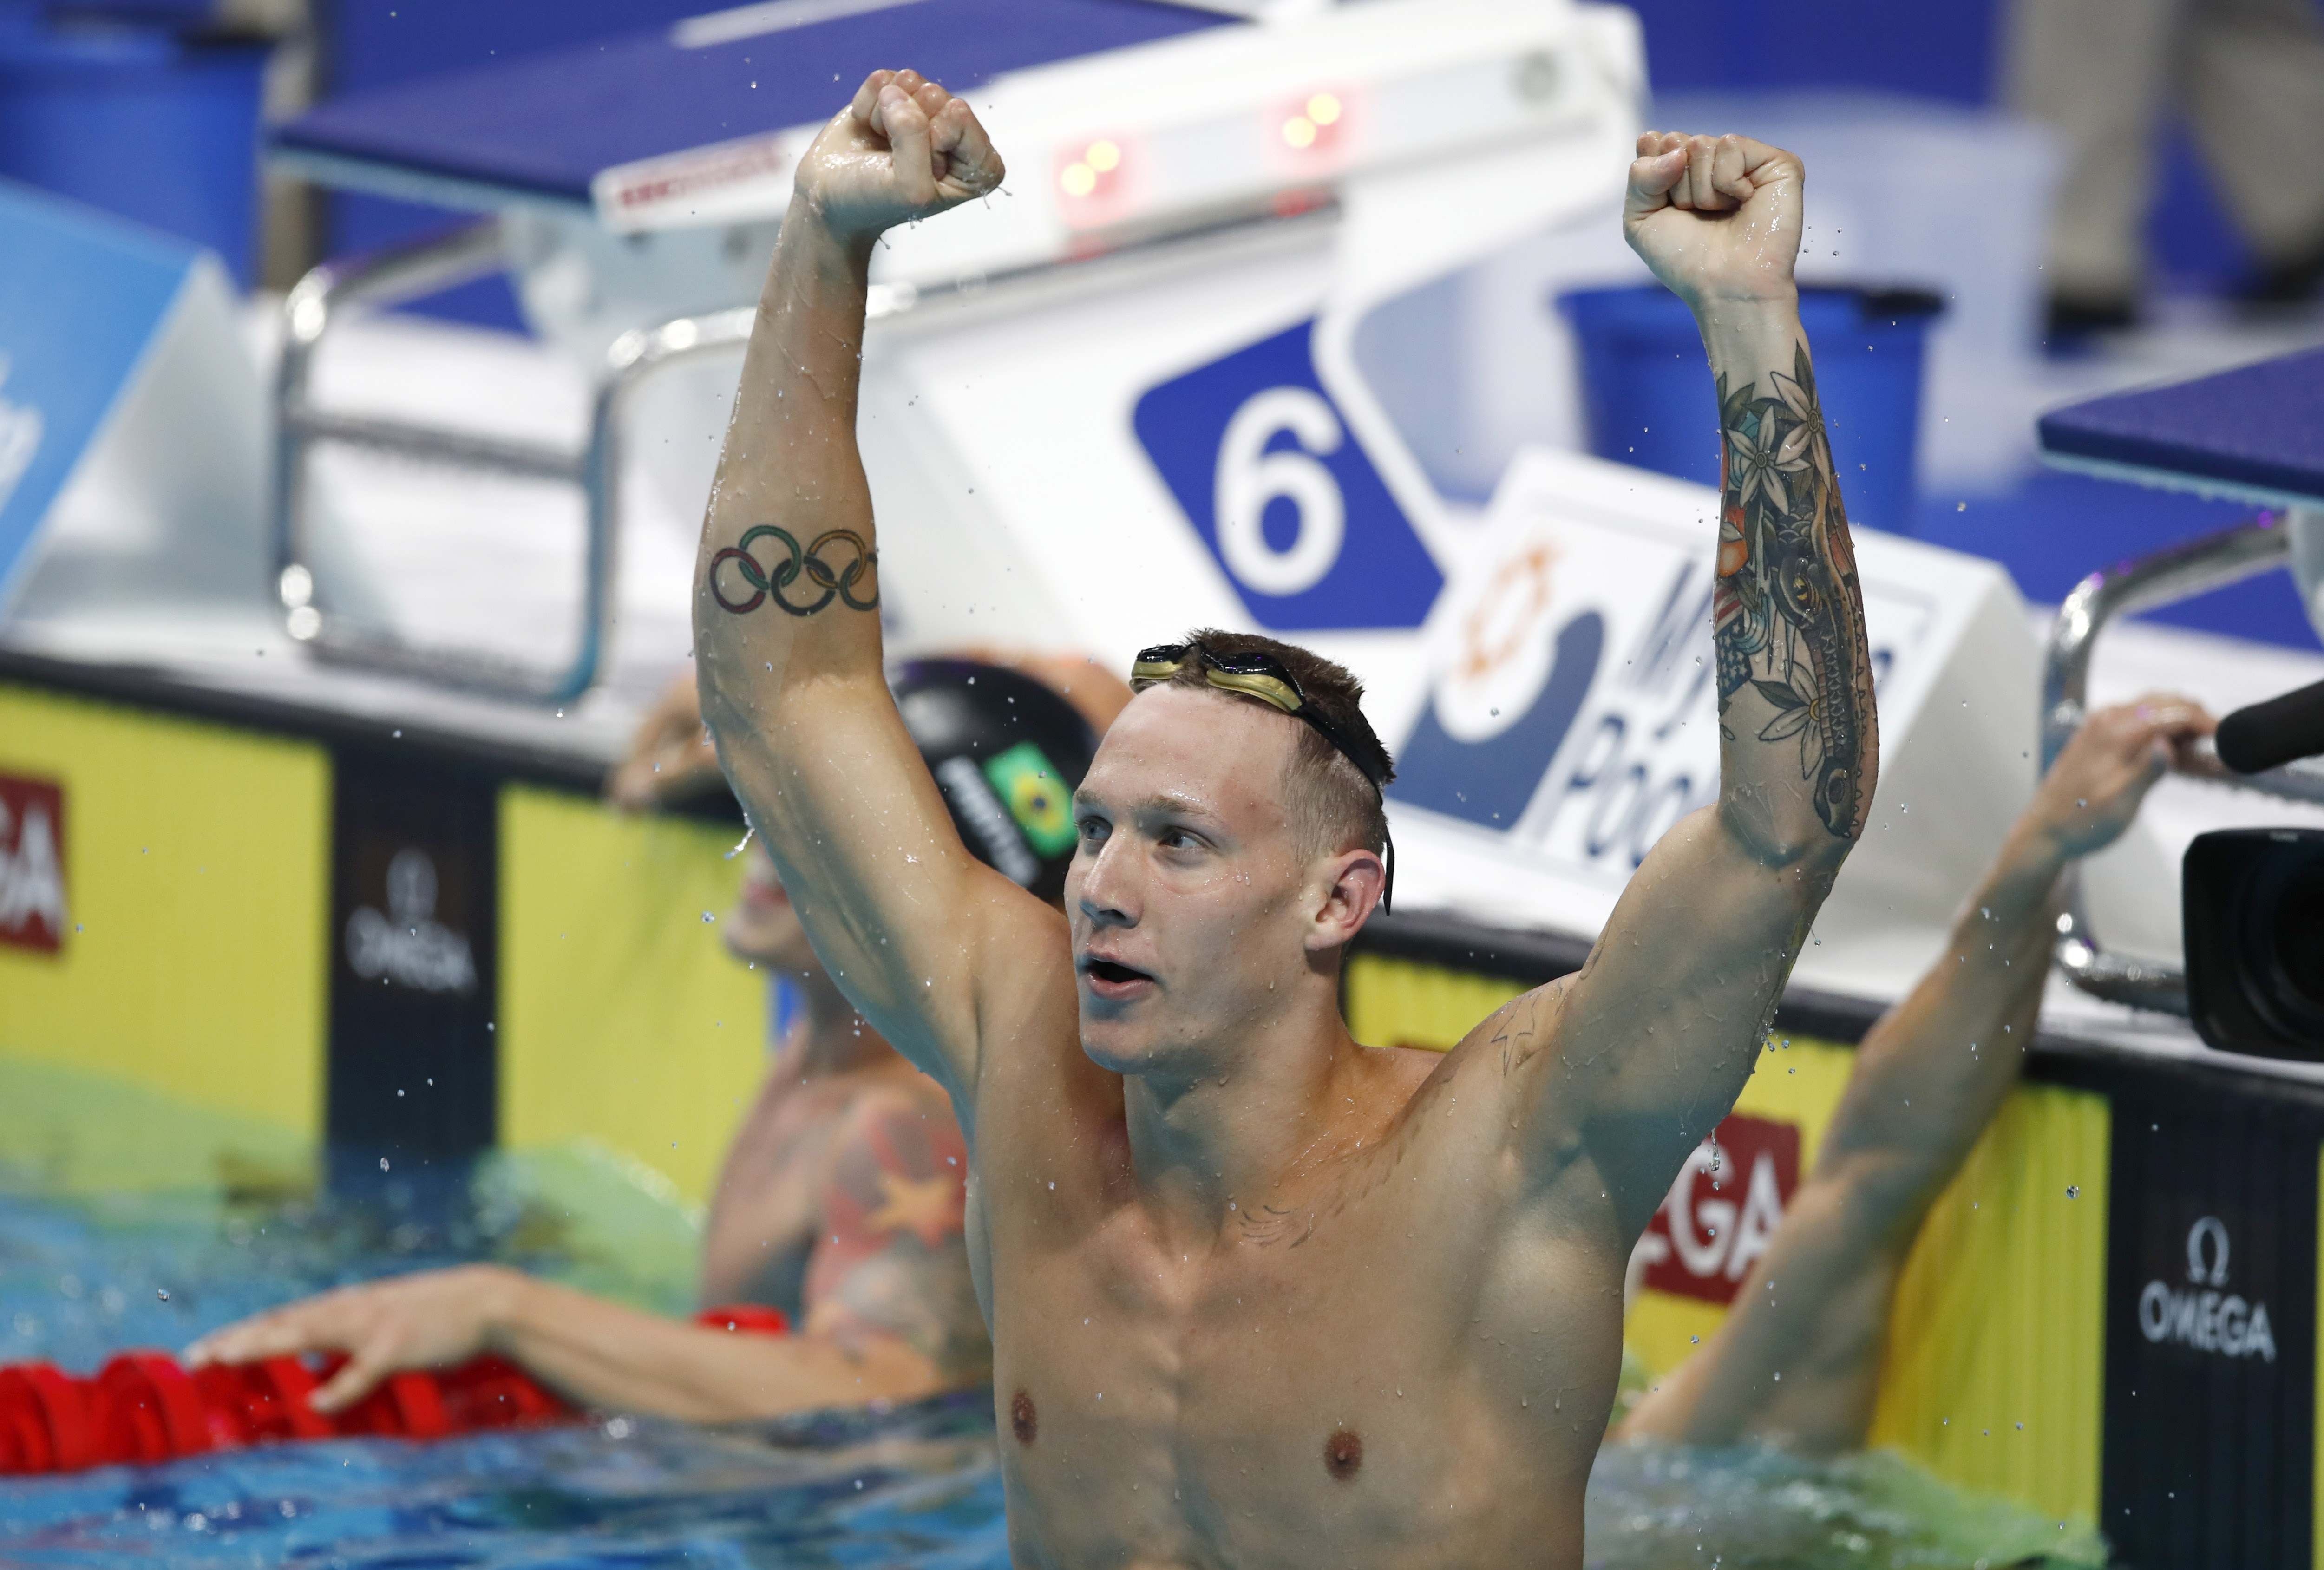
[2186,1216,2230,1287]
[345,847,477,995]
[2138,1216,2275,1363]
[1634,1113,1798,1307]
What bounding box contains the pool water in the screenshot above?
[0,1397,1007,1569]
[0,1171,2104,1569]
[1584,1441,2104,1570]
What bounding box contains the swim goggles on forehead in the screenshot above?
[1129,641,1394,913]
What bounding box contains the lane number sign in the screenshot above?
[1133,320,1441,632]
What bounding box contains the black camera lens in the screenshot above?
[2251,851,2324,1033]
[2186,829,2324,1059]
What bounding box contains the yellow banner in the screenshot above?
[0,682,328,1167]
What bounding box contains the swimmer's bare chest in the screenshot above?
[965,1038,1624,1569]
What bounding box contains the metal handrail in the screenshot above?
[272,236,884,705]
[271,219,615,705]
[2041,510,2324,1012]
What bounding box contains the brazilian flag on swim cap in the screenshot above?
[890,659,1099,906]
[983,742,1075,858]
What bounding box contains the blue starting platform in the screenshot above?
[2038,345,2324,512]
[274,0,1235,213]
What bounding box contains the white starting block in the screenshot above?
[1381,448,2049,1000]
[262,0,1649,704]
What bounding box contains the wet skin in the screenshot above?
[952,690,1641,1569]
[976,1014,1630,1568]
[691,75,1868,1568]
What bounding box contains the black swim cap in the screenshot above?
[892,659,1096,905]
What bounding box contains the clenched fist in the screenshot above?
[1622,131,1804,308]
[795,68,1005,243]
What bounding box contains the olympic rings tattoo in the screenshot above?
[708,526,879,616]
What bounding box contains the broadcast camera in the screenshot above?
[2183,678,2324,1059]
[2046,509,2324,1058]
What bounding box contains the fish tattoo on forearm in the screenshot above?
[1709,344,1876,840]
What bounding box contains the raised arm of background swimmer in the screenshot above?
[1509,134,1878,1232]
[692,71,1034,1096]
[1617,695,2211,1451]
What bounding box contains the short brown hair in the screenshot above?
[1151,629,1394,864]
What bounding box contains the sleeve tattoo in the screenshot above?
[1710,344,1877,840]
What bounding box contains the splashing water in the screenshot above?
[1585,1442,2104,1569]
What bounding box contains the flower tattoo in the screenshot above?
[1710,345,1875,840]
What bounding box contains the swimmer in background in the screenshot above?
[1617,693,2217,1451]
[692,69,1874,1568]
[188,655,1124,1425]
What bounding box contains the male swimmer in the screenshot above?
[692,69,1873,1567]
[190,657,1112,1424]
[1618,693,2217,1451]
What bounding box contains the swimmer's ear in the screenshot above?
[1304,847,1387,953]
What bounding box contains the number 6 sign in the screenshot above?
[1214,386,1344,596]
[1133,320,1441,631]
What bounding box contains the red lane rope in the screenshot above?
[0,1305,786,1476]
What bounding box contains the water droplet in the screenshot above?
[2065,1184,2080,1199]
[155,1289,170,1302]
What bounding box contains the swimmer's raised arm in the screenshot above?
[1620,695,2213,1450]
[1521,135,1878,1231]
[693,72,1028,1097]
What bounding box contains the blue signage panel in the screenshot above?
[0,179,196,602]
[1391,611,1605,830]
[1132,320,1442,631]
